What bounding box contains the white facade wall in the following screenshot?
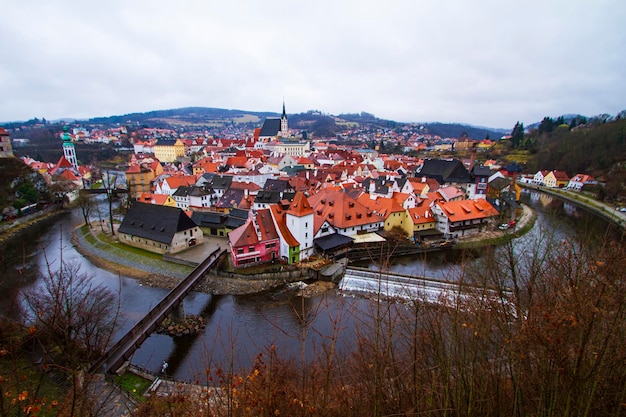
[286,212,314,259]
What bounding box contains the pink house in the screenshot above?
[228,209,280,267]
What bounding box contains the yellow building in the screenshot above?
[154,138,185,162]
[125,160,163,198]
[403,205,437,238]
[357,195,407,234]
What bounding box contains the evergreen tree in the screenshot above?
[511,121,524,148]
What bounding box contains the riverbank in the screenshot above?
[71,223,311,295]
[455,202,536,249]
[72,203,535,295]
[0,206,67,246]
[519,183,626,230]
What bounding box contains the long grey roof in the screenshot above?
[417,159,472,184]
[118,202,198,244]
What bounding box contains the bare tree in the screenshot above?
[22,260,119,367]
[102,170,118,235]
[75,192,95,228]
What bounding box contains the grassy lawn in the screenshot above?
[78,225,194,276]
[113,371,153,401]
[96,232,164,260]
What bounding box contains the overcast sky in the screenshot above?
[2,0,625,128]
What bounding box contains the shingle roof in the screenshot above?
[210,175,233,189]
[118,202,198,244]
[417,159,472,184]
[255,190,284,204]
[191,211,226,228]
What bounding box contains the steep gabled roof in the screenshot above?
[471,164,492,177]
[269,204,299,247]
[119,202,198,244]
[407,206,436,225]
[286,191,313,217]
[259,118,281,137]
[228,221,258,247]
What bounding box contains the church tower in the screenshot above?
[61,126,78,169]
[280,100,288,136]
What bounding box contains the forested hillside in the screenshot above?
[524,118,626,200]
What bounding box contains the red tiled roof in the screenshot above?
[286,191,313,217]
[437,199,499,222]
[308,189,379,233]
[269,204,299,247]
[357,194,404,218]
[407,206,435,225]
[229,221,258,247]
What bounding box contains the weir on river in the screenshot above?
[340,266,511,303]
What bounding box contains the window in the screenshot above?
[237,248,244,255]
[305,222,308,227]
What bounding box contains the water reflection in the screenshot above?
[0,188,621,382]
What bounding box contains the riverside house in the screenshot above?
[118,202,203,254]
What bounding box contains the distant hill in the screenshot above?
[85,108,507,139]
[418,122,508,140]
[86,107,280,128]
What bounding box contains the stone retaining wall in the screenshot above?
[216,267,314,281]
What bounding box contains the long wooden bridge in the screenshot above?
[89,247,226,375]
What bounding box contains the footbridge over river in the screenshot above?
[89,247,227,375]
[340,267,512,304]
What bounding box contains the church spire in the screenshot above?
[61,126,78,169]
[280,100,288,136]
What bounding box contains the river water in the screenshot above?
[0,189,621,382]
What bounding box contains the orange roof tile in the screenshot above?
[269,204,299,247]
[437,199,498,222]
[308,189,380,233]
[286,191,313,217]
